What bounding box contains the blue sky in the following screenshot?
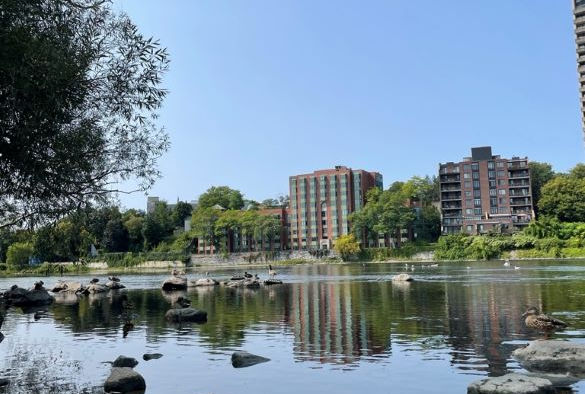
[115,0,584,210]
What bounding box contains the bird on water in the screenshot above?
[268,265,277,278]
[522,307,567,331]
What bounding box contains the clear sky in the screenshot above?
[115,0,584,210]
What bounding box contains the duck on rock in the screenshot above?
[522,307,568,331]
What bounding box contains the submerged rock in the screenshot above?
[513,340,585,376]
[263,279,283,285]
[143,353,163,361]
[162,276,188,291]
[0,332,4,344]
[467,373,554,394]
[225,279,260,289]
[104,367,145,393]
[0,378,8,387]
[191,278,219,287]
[85,283,108,294]
[165,308,207,323]
[392,273,414,282]
[112,355,139,368]
[231,351,270,368]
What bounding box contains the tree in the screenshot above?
[123,214,145,252]
[142,215,165,250]
[528,162,555,216]
[261,198,280,207]
[0,0,169,228]
[415,205,441,242]
[198,187,244,210]
[191,207,221,253]
[538,176,585,222]
[256,215,282,251]
[102,218,129,252]
[569,163,585,180]
[172,202,193,228]
[214,210,242,253]
[334,234,360,261]
[6,242,33,269]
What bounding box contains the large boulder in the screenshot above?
[191,278,219,287]
[165,308,207,323]
[162,276,187,291]
[231,351,270,368]
[51,281,83,293]
[0,378,8,387]
[85,283,108,294]
[3,286,54,307]
[392,273,414,282]
[105,281,126,290]
[112,355,139,368]
[513,340,585,376]
[467,373,554,394]
[104,367,145,393]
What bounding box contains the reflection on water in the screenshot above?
[1,261,585,393]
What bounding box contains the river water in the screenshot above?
[1,261,585,393]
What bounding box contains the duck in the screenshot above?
[503,260,510,267]
[175,296,191,308]
[33,281,45,291]
[244,272,253,279]
[90,278,99,284]
[429,264,439,268]
[108,276,121,282]
[120,294,135,311]
[268,265,277,278]
[522,307,567,331]
[514,265,520,270]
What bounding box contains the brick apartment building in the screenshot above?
[289,166,383,250]
[439,147,533,235]
[574,0,585,139]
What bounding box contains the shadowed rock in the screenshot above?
[85,283,108,294]
[51,281,83,293]
[0,378,8,387]
[191,278,219,287]
[143,353,163,361]
[162,276,187,291]
[104,367,145,393]
[3,285,54,307]
[392,273,413,282]
[165,308,207,323]
[513,340,585,376]
[263,279,283,285]
[231,351,270,368]
[467,373,554,394]
[112,355,139,368]
[106,281,126,290]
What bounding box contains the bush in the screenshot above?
[0,264,7,271]
[434,234,472,260]
[6,242,33,270]
[334,234,361,261]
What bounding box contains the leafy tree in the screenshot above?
[198,186,244,210]
[123,214,145,252]
[569,163,585,179]
[172,201,193,228]
[334,234,361,261]
[191,207,221,252]
[528,161,555,216]
[0,0,169,228]
[102,218,129,252]
[350,187,382,245]
[6,242,33,269]
[415,205,441,242]
[538,176,585,222]
[142,215,165,250]
[261,198,280,207]
[256,215,282,251]
[214,210,242,252]
[240,210,260,251]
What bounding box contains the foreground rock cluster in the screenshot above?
[468,340,585,393]
[104,356,145,394]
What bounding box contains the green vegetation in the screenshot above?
[6,242,33,270]
[334,234,361,261]
[358,242,435,261]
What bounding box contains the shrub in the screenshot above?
[334,234,361,261]
[6,242,33,270]
[434,234,472,260]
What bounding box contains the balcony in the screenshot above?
[442,203,462,210]
[441,192,461,201]
[509,180,530,187]
[508,170,529,179]
[440,175,461,183]
[510,197,531,206]
[443,218,462,226]
[509,188,530,197]
[441,185,461,192]
[443,212,462,218]
[439,166,460,175]
[511,207,531,214]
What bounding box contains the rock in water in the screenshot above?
[104,367,145,393]
[192,278,219,287]
[3,286,54,307]
[105,281,126,290]
[263,279,283,285]
[231,351,270,368]
[392,273,414,282]
[112,355,139,368]
[513,340,585,376]
[86,283,108,294]
[0,332,4,344]
[143,353,163,361]
[164,308,207,323]
[467,373,554,394]
[0,378,8,387]
[162,276,188,291]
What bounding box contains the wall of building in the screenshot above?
[190,250,338,266]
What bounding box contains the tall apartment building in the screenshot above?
[439,147,533,235]
[289,166,383,250]
[574,0,585,139]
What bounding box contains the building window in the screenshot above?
[488,171,495,179]
[474,199,481,207]
[466,225,473,233]
[464,173,470,179]
[474,208,482,215]
[465,208,473,215]
[466,199,473,207]
[498,207,508,214]
[490,207,498,214]
[490,198,497,206]
[473,189,481,197]
[487,161,495,170]
[496,161,504,168]
[473,181,480,188]
[464,164,471,171]
[498,179,506,186]
[464,181,472,189]
[465,191,472,197]
[472,172,479,179]
[471,163,479,171]
[498,189,506,195]
[497,171,505,178]
[489,189,497,196]
[499,197,507,205]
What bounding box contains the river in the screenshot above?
[1,261,584,393]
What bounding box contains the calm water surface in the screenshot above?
[1,261,585,393]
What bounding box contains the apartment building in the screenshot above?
[289,166,383,250]
[439,147,533,235]
[574,0,585,139]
